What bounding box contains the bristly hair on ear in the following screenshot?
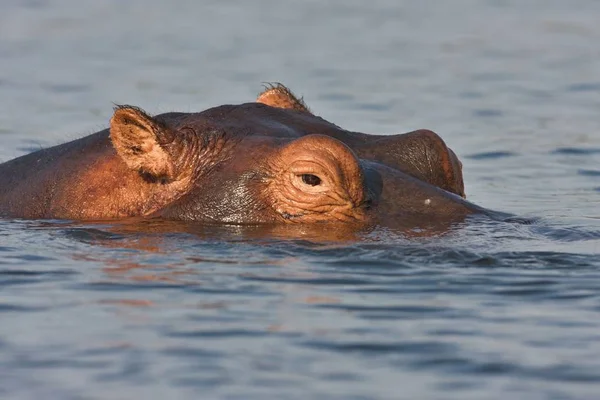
[111,104,171,139]
[112,104,157,123]
[258,82,311,113]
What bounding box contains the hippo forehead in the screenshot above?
[168,103,355,142]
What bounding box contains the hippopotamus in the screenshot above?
[0,84,484,229]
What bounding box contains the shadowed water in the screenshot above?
[1,1,600,399]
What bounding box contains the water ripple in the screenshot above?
[578,169,600,177]
[552,147,600,155]
[465,151,518,160]
[566,82,600,92]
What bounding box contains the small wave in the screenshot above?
[565,82,600,92]
[465,151,518,160]
[551,147,600,155]
[472,109,503,118]
[578,169,600,177]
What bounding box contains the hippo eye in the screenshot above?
[301,174,322,186]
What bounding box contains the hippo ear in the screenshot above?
[256,83,311,113]
[109,105,176,182]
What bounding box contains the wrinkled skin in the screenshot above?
[0,84,485,230]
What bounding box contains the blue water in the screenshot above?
[1,1,600,399]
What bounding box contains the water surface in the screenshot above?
[1,1,600,399]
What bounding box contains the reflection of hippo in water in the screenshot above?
[0,84,485,228]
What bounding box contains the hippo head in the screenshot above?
[109,84,473,229]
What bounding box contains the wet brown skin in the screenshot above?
[0,84,483,229]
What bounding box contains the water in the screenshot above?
[1,0,600,398]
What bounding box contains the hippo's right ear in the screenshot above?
[110,106,177,183]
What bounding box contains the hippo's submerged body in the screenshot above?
[0,84,483,229]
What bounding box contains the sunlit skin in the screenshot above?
[0,84,485,230]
